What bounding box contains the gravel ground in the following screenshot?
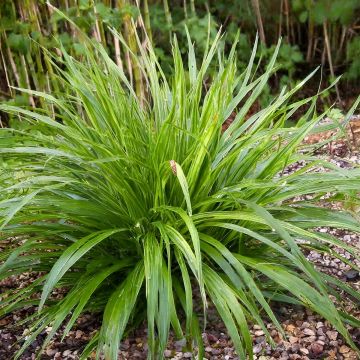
[1,266,359,360]
[1,119,359,360]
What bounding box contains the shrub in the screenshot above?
[0,31,359,359]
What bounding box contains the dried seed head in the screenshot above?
[170,160,177,175]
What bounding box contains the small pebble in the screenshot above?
[75,330,83,339]
[45,348,57,356]
[310,342,324,355]
[326,330,338,341]
[254,330,265,336]
[174,338,186,351]
[303,328,315,336]
[344,269,359,281]
[253,343,263,354]
[339,345,350,354]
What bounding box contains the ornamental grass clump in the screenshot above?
[0,29,359,359]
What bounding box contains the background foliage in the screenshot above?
[0,0,360,112]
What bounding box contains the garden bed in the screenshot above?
[1,123,359,360]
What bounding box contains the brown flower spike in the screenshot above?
[170,160,177,175]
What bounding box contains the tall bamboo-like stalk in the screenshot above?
[111,0,124,70]
[336,25,347,63]
[278,0,283,38]
[1,2,21,99]
[183,0,188,19]
[306,19,314,62]
[115,0,133,84]
[46,2,62,58]
[26,0,46,106]
[128,23,143,103]
[251,0,266,45]
[3,35,20,89]
[114,36,124,70]
[163,0,173,29]
[3,23,36,107]
[305,0,315,63]
[93,3,102,43]
[323,21,341,103]
[143,0,153,44]
[190,0,195,16]
[118,0,143,101]
[0,40,13,97]
[20,55,35,107]
[92,0,107,46]
[64,0,77,40]
[284,0,290,42]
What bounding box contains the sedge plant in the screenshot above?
[0,28,360,360]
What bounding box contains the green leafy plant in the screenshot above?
[1,30,360,360]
